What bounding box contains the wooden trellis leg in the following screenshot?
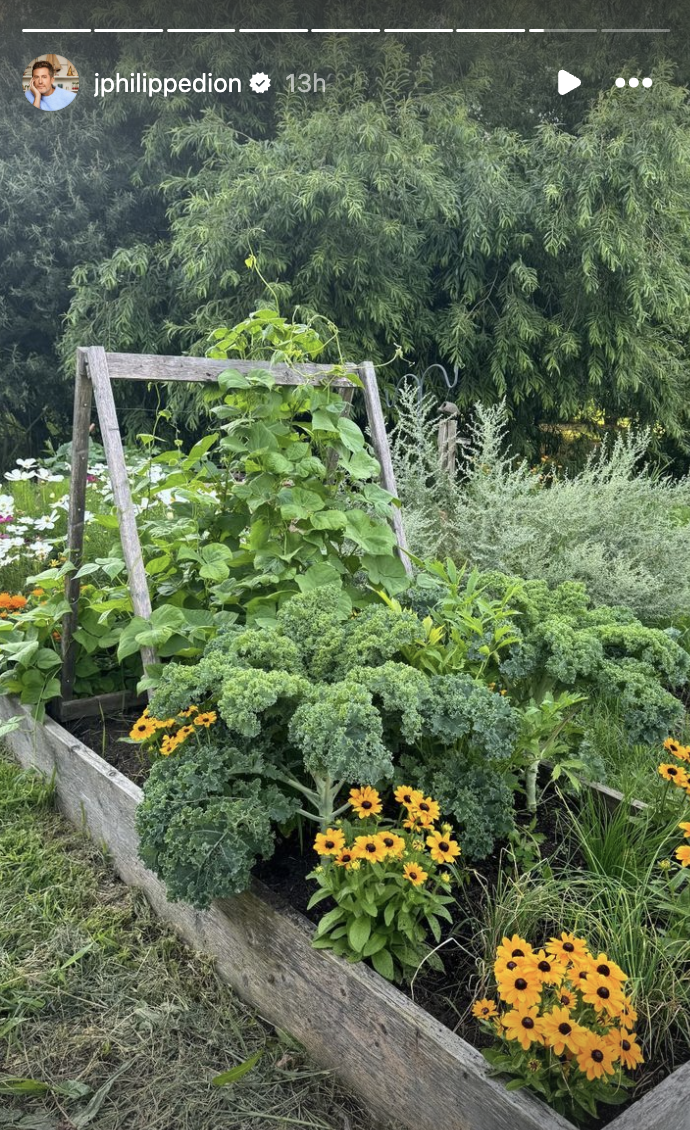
[359,361,413,575]
[61,349,93,703]
[86,347,157,683]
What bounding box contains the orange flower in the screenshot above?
[678,821,690,838]
[664,737,690,762]
[675,845,690,867]
[618,999,638,1030]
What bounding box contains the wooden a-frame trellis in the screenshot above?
[59,346,411,719]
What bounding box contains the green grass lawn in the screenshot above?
[0,753,380,1130]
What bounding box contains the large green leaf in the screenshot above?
[310,510,347,530]
[344,511,396,554]
[335,416,366,452]
[218,368,250,390]
[277,487,325,520]
[347,915,372,954]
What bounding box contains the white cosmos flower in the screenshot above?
[16,458,38,468]
[4,469,34,480]
[33,513,59,531]
[28,539,53,557]
[0,494,14,511]
[34,468,65,482]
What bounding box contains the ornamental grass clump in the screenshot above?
[307,786,460,982]
[659,737,690,870]
[474,931,643,1121]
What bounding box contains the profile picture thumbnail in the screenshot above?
[23,54,79,111]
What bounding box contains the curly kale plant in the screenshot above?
[391,560,689,813]
[140,584,522,907]
[482,573,690,744]
[135,739,300,908]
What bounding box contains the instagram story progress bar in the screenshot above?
[22,26,672,34]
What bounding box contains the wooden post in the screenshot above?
[359,361,413,576]
[86,347,157,679]
[61,349,93,702]
[438,401,459,476]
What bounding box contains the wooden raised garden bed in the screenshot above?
[2,695,688,1130]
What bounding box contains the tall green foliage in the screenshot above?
[63,53,690,450]
[390,396,690,624]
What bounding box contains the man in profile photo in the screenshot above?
[26,60,76,110]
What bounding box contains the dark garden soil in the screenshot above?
[61,708,643,1129]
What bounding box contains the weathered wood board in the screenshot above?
[1,697,686,1130]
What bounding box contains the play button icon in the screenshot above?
[558,69,581,95]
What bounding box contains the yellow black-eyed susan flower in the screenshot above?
[426,829,461,864]
[576,1034,617,1081]
[402,862,428,886]
[659,763,690,788]
[471,998,497,1020]
[675,844,690,867]
[546,931,589,965]
[194,711,217,728]
[178,705,199,718]
[353,834,387,863]
[411,796,440,826]
[129,717,157,742]
[501,1006,543,1051]
[605,1028,644,1071]
[349,785,382,819]
[378,832,406,858]
[314,828,346,856]
[540,1007,588,1056]
[496,934,534,963]
[394,785,423,808]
